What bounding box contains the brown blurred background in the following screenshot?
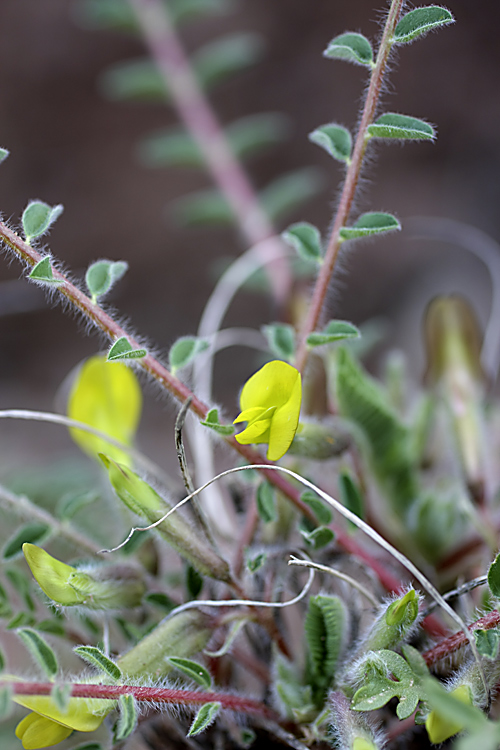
[0,0,499,468]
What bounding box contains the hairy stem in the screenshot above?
[127,0,290,301]
[5,680,278,719]
[422,610,500,667]
[294,0,404,372]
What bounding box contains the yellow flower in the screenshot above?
[425,684,472,744]
[234,360,302,461]
[13,693,108,750]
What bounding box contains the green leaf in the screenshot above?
[338,471,364,521]
[144,592,175,612]
[0,581,12,618]
[74,645,122,682]
[261,167,324,223]
[17,628,58,678]
[300,525,334,550]
[169,657,212,688]
[3,523,50,560]
[169,336,209,373]
[186,564,204,598]
[36,620,66,637]
[51,683,72,713]
[256,482,276,524]
[226,113,291,160]
[204,620,246,657]
[300,491,332,525]
[86,259,128,301]
[487,553,500,596]
[474,628,500,660]
[0,148,9,164]
[70,743,104,750]
[309,124,352,163]
[68,354,142,464]
[200,408,235,436]
[75,0,231,32]
[282,222,323,264]
[99,59,167,102]
[324,32,374,66]
[107,337,147,361]
[307,320,360,347]
[401,644,429,678]
[246,552,267,573]
[335,348,418,515]
[173,190,232,226]
[56,491,99,521]
[0,686,12,720]
[7,612,35,629]
[262,323,296,361]
[394,6,454,44]
[6,569,35,611]
[28,256,60,284]
[368,113,435,140]
[339,212,401,240]
[170,0,233,25]
[22,201,64,242]
[0,646,4,671]
[188,702,221,736]
[114,694,137,741]
[305,595,345,695]
[194,33,264,89]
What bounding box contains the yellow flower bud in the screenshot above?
[22,544,85,607]
[425,684,472,744]
[352,738,377,750]
[15,712,72,749]
[234,360,302,461]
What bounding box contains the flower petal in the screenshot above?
[233,406,265,425]
[267,371,302,460]
[240,361,301,412]
[234,418,272,446]
[16,713,73,749]
[12,695,107,732]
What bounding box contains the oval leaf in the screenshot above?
[22,201,64,242]
[300,525,334,550]
[86,259,128,300]
[51,683,72,714]
[394,6,454,44]
[487,553,500,597]
[200,408,235,436]
[307,320,360,347]
[188,702,221,736]
[107,337,147,361]
[309,124,352,163]
[368,113,435,140]
[3,523,50,560]
[67,354,142,464]
[0,148,9,164]
[0,686,12,721]
[74,645,122,682]
[338,471,365,521]
[169,336,209,373]
[324,32,373,66]
[194,33,265,89]
[282,222,322,263]
[256,482,277,524]
[169,657,211,688]
[28,256,60,284]
[300,491,332,525]
[114,694,137,741]
[262,323,296,361]
[474,629,500,660]
[260,167,324,223]
[17,628,58,679]
[339,212,401,241]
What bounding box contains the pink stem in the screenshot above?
[294,0,404,372]
[127,0,290,301]
[422,610,500,667]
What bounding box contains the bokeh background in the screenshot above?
[1,0,499,469]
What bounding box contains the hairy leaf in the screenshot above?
[339,212,401,240]
[324,32,373,66]
[368,113,435,140]
[394,6,454,44]
[169,657,211,688]
[74,646,122,682]
[262,323,296,361]
[282,222,323,263]
[309,124,352,162]
[188,702,221,736]
[17,628,58,678]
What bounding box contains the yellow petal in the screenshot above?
[267,371,302,460]
[67,354,142,465]
[16,713,73,749]
[12,695,108,732]
[240,361,301,412]
[234,418,272,446]
[233,406,266,425]
[425,685,471,744]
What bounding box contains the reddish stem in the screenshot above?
[127,0,290,301]
[6,680,278,720]
[422,610,500,667]
[295,0,404,372]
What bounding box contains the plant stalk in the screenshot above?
[294,0,404,372]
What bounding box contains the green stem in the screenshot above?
[294,0,404,372]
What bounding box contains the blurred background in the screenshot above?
[0,0,499,469]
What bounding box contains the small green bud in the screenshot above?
[353,738,377,750]
[385,589,419,627]
[118,610,213,679]
[23,543,145,609]
[288,420,350,459]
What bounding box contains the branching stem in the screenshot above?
[295,0,404,372]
